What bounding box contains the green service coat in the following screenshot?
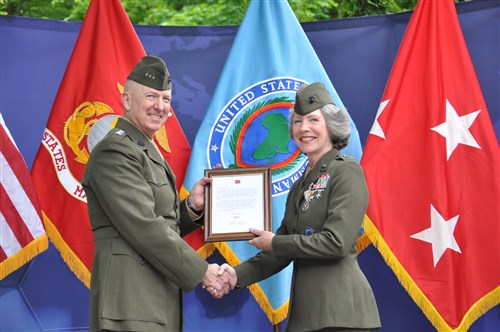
[235,149,381,331]
[82,118,207,331]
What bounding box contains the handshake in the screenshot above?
[198,227,274,299]
[201,263,238,299]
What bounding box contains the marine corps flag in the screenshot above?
[31,0,191,286]
[361,0,500,330]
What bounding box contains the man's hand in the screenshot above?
[188,177,212,212]
[247,227,274,251]
[201,264,227,299]
[218,263,237,290]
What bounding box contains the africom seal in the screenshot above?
[207,77,309,197]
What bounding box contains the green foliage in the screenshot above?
[337,0,416,18]
[137,0,250,26]
[289,0,339,22]
[2,0,81,20]
[0,0,471,25]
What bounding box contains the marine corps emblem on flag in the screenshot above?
[208,77,308,198]
[39,100,117,204]
[63,101,115,165]
[42,92,175,205]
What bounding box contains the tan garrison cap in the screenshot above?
[294,82,334,115]
[127,55,171,90]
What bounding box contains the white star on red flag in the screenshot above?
[360,0,500,330]
[431,99,480,160]
[369,99,390,139]
[410,204,461,267]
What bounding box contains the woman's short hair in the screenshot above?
[289,104,351,150]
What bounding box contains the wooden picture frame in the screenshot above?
[204,167,272,242]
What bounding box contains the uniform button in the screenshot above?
[304,228,315,236]
[139,256,145,263]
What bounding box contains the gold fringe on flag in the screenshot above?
[363,215,499,331]
[356,231,372,253]
[42,211,91,287]
[0,234,48,280]
[214,241,289,325]
[196,242,216,259]
[181,185,291,324]
[179,184,190,201]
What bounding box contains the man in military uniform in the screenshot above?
[82,56,231,331]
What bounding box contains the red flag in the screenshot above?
[361,0,500,330]
[30,0,191,286]
[1,113,48,279]
[160,112,191,192]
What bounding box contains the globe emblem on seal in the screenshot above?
[208,77,309,197]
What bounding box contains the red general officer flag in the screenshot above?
[31,0,191,286]
[1,113,48,279]
[361,0,500,330]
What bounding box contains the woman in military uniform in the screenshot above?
[220,82,381,332]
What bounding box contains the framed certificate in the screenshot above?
[204,167,272,242]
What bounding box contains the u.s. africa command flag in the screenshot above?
[183,0,363,324]
[361,0,500,330]
[30,0,191,286]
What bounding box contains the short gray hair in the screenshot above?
[289,104,351,150]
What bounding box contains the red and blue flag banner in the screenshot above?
[183,0,363,324]
[1,113,47,279]
[361,0,500,330]
[30,0,192,286]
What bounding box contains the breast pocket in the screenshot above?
[143,163,176,213]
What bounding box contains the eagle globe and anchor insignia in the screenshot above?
[42,83,172,204]
[208,77,309,197]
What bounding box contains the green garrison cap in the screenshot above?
[294,82,335,115]
[127,55,171,90]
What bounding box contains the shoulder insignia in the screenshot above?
[335,154,353,161]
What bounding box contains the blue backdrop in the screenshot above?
[1,0,498,331]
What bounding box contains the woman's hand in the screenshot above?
[248,227,275,251]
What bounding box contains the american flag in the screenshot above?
[0,113,47,279]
